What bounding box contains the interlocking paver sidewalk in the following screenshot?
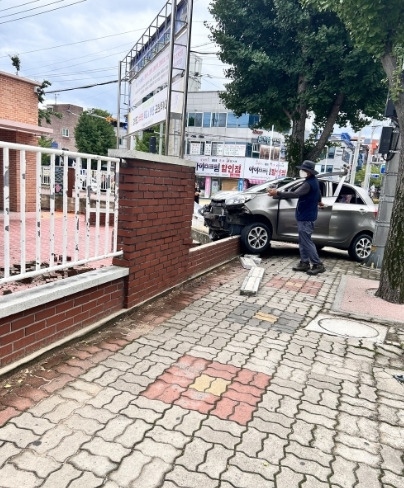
[0,246,403,488]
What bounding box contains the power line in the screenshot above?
[0,27,145,59]
[0,0,41,13]
[45,79,118,93]
[0,0,87,24]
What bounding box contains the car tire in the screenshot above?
[240,222,272,254]
[348,233,373,262]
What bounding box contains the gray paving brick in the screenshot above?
[97,415,134,442]
[108,449,151,486]
[329,456,357,488]
[64,413,104,436]
[82,436,130,463]
[381,469,404,487]
[203,417,245,438]
[40,464,82,488]
[259,433,288,463]
[199,444,233,478]
[145,425,194,450]
[275,467,304,487]
[69,471,104,488]
[115,418,153,449]
[10,412,54,435]
[0,441,19,467]
[195,425,240,450]
[47,431,92,463]
[12,450,60,478]
[69,450,117,477]
[237,428,266,457]
[222,464,275,487]
[42,399,81,423]
[334,442,380,467]
[281,452,331,479]
[166,465,219,488]
[176,437,212,470]
[28,424,73,455]
[289,419,314,445]
[29,394,66,418]
[380,444,404,475]
[104,391,138,414]
[355,463,382,488]
[0,423,37,448]
[138,437,183,463]
[0,463,42,488]
[87,386,122,409]
[379,422,404,450]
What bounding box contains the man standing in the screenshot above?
[267,160,326,275]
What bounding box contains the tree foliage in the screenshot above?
[208,0,386,173]
[302,2,404,303]
[74,108,116,156]
[134,125,164,154]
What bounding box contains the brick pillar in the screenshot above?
[0,130,38,212]
[112,155,195,309]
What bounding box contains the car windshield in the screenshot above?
[244,177,294,193]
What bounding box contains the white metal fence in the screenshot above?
[1,141,122,285]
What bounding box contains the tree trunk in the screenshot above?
[306,93,345,161]
[375,51,404,303]
[288,74,307,176]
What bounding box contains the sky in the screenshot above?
[0,0,227,118]
[0,0,388,140]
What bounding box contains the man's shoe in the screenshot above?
[307,264,326,275]
[292,261,310,272]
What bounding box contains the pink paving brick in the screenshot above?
[234,369,256,384]
[227,382,262,398]
[203,366,235,381]
[250,372,272,389]
[230,402,257,425]
[165,365,200,381]
[222,389,260,407]
[140,354,272,425]
[0,407,19,427]
[209,397,238,420]
[174,396,215,415]
[207,361,239,376]
[159,371,196,388]
[181,388,218,405]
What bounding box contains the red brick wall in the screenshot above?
[0,72,40,211]
[0,278,125,367]
[0,154,240,369]
[112,158,195,308]
[0,73,38,126]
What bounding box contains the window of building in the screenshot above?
[248,115,260,127]
[61,128,69,137]
[203,112,211,127]
[227,113,250,128]
[211,142,224,155]
[211,113,227,127]
[187,112,203,127]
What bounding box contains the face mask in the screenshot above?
[299,170,308,178]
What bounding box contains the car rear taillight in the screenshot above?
[374,205,378,219]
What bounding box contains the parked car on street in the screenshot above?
[200,174,377,261]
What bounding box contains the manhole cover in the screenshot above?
[305,314,387,343]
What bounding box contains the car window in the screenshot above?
[334,183,364,205]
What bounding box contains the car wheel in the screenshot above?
[348,233,373,262]
[240,223,271,254]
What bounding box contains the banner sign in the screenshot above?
[188,155,288,180]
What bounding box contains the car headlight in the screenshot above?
[225,194,255,206]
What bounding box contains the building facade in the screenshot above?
[0,70,52,211]
[184,91,287,197]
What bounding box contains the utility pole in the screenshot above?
[349,132,362,185]
[366,124,400,268]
